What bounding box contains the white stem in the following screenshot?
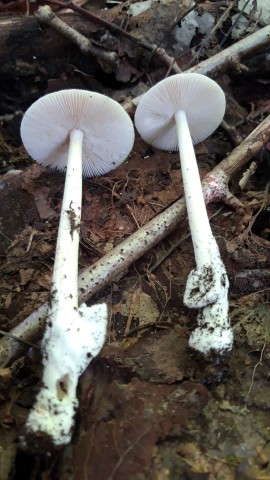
[174,110,215,268]
[174,110,232,354]
[51,128,84,310]
[23,129,110,445]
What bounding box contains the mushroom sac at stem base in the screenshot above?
[188,298,233,355]
[24,302,107,446]
[184,244,232,354]
[184,249,229,309]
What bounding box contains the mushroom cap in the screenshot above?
[134,73,226,151]
[20,89,134,177]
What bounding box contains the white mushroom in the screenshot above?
[135,73,233,355]
[20,89,134,445]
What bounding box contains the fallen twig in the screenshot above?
[1,114,270,366]
[40,0,182,73]
[189,23,270,77]
[123,25,270,112]
[35,5,119,68]
[189,1,235,67]
[219,0,253,47]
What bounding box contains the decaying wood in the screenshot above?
[1,113,270,367]
[35,5,119,68]
[1,12,270,79]
[44,0,183,73]
[0,13,99,77]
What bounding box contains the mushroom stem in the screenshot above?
[23,129,108,445]
[174,110,215,268]
[22,128,108,446]
[19,89,135,445]
[51,128,84,310]
[174,110,232,354]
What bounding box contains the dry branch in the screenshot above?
[127,25,270,109]
[1,113,270,366]
[35,5,119,68]
[189,25,270,76]
[33,4,181,74]
[42,0,183,73]
[0,13,100,78]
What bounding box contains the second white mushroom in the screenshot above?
[135,73,233,355]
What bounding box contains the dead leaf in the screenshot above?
[19,268,35,286]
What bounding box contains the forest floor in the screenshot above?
[0,0,270,478]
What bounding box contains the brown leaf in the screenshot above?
[19,269,35,286]
[23,182,55,220]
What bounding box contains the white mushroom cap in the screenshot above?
[134,73,226,151]
[20,89,134,177]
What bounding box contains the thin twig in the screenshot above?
[243,334,267,410]
[148,207,224,274]
[35,5,119,68]
[189,1,236,67]
[0,329,39,349]
[107,425,153,480]
[234,181,270,241]
[38,0,182,73]
[148,4,196,69]
[219,0,252,47]
[123,322,170,337]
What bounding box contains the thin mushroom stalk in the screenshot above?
[135,73,233,355]
[52,128,83,310]
[175,110,231,352]
[23,128,108,445]
[20,89,134,445]
[175,110,227,303]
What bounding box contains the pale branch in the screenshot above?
[189,1,235,67]
[202,112,269,206]
[38,0,182,74]
[35,5,119,68]
[1,114,270,367]
[125,25,270,110]
[189,25,270,76]
[239,161,258,190]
